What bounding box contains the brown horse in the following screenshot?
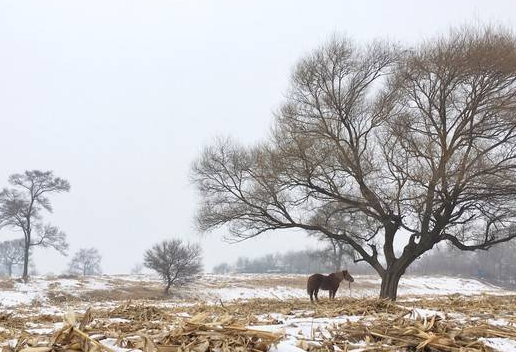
[307,270,354,302]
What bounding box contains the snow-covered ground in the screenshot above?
[1,274,515,351]
[0,273,512,308]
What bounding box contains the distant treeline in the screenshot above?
[213,242,516,288]
[407,241,516,287]
[212,248,371,275]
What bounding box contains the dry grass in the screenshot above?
[164,297,406,323]
[0,279,15,290]
[78,287,166,302]
[45,278,169,303]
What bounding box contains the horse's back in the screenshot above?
[322,273,340,290]
[307,273,325,292]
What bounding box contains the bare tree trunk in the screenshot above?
[379,244,424,300]
[336,243,344,270]
[22,243,30,282]
[7,263,12,277]
[379,269,403,300]
[331,241,338,271]
[335,255,342,271]
[164,280,172,295]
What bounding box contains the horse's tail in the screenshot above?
[307,274,315,294]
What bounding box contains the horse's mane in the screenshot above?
[333,271,345,281]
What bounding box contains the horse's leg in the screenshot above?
[315,289,319,302]
[309,290,314,303]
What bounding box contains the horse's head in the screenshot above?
[342,270,354,282]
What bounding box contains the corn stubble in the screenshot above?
[2,296,516,352]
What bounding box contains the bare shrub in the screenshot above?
[143,239,202,295]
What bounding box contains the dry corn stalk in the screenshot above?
[3,295,516,352]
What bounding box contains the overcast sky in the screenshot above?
[1,0,516,274]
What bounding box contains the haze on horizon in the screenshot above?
[1,0,516,275]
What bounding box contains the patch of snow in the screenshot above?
[410,308,446,319]
[100,338,135,352]
[480,338,516,352]
[26,327,55,334]
[252,315,363,345]
[208,286,306,302]
[353,275,510,297]
[269,339,306,352]
[0,288,45,307]
[488,318,511,327]
[107,318,131,323]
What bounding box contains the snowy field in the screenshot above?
[1,274,516,351]
[0,273,510,308]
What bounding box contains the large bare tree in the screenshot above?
[0,170,70,280]
[192,27,516,299]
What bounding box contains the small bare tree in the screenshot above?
[144,239,202,294]
[0,170,70,280]
[0,239,25,276]
[318,238,356,271]
[68,248,102,276]
[130,263,144,275]
[212,262,232,274]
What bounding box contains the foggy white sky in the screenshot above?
[1,1,516,274]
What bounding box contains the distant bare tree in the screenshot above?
[212,262,232,274]
[234,257,251,273]
[130,263,144,275]
[29,261,39,276]
[0,239,24,276]
[309,213,362,271]
[68,248,102,276]
[317,238,356,271]
[0,170,70,280]
[144,239,202,294]
[192,27,516,299]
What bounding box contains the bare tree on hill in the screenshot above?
[144,239,203,295]
[0,170,70,280]
[0,239,25,277]
[192,26,516,300]
[68,248,102,276]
